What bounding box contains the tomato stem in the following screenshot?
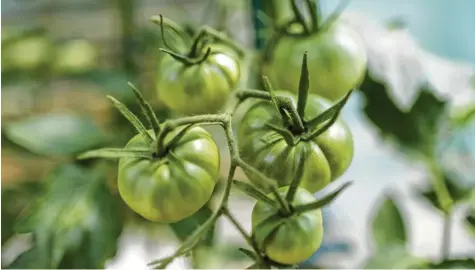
[151,14,191,51]
[285,148,307,203]
[221,207,263,261]
[290,0,310,34]
[127,82,161,137]
[196,26,246,58]
[159,47,211,66]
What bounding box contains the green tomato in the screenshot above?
[263,22,367,101]
[117,127,220,223]
[53,39,97,74]
[157,44,240,115]
[4,36,52,70]
[252,187,323,265]
[238,91,353,193]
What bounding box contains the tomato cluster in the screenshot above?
[80,8,363,267]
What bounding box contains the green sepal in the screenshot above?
[293,181,353,214]
[233,180,278,208]
[107,95,154,146]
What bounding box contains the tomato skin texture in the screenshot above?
[238,91,353,193]
[263,23,367,101]
[157,44,240,115]
[252,187,323,265]
[117,127,220,223]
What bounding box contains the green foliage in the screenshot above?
[364,245,429,269]
[419,174,473,212]
[429,258,475,268]
[370,194,407,248]
[3,113,108,157]
[169,205,215,246]
[360,76,448,158]
[1,181,43,245]
[7,164,124,269]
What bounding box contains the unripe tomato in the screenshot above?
[263,23,367,101]
[53,39,97,74]
[157,44,240,115]
[252,187,323,265]
[117,127,220,223]
[3,36,52,71]
[238,91,353,193]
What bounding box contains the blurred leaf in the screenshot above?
[8,164,124,269]
[371,194,406,247]
[419,174,473,211]
[67,69,136,101]
[169,205,215,246]
[360,77,448,158]
[3,112,107,156]
[428,258,475,268]
[1,181,42,245]
[465,202,475,237]
[364,245,429,269]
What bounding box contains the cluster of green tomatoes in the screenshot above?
[80,5,367,267]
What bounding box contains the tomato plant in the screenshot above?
[238,53,353,193]
[152,15,243,115]
[76,52,354,268]
[252,187,324,265]
[261,0,367,101]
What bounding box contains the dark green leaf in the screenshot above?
[170,205,215,246]
[8,164,124,269]
[1,181,42,245]
[364,245,429,269]
[233,180,278,207]
[371,194,407,247]
[429,258,475,269]
[360,76,448,158]
[293,181,352,214]
[3,112,107,156]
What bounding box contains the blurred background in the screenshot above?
[2,0,475,269]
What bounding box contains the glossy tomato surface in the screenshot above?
[157,44,240,115]
[252,187,323,265]
[263,23,367,101]
[117,127,220,223]
[238,91,353,193]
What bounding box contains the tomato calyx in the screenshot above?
[259,53,354,146]
[151,14,245,67]
[263,0,349,63]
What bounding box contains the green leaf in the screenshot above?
[233,180,278,207]
[1,181,42,245]
[360,76,448,158]
[364,245,429,269]
[169,205,215,246]
[429,258,475,269]
[371,194,407,247]
[305,89,353,132]
[3,112,107,156]
[8,164,124,269]
[293,181,352,214]
[297,52,309,119]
